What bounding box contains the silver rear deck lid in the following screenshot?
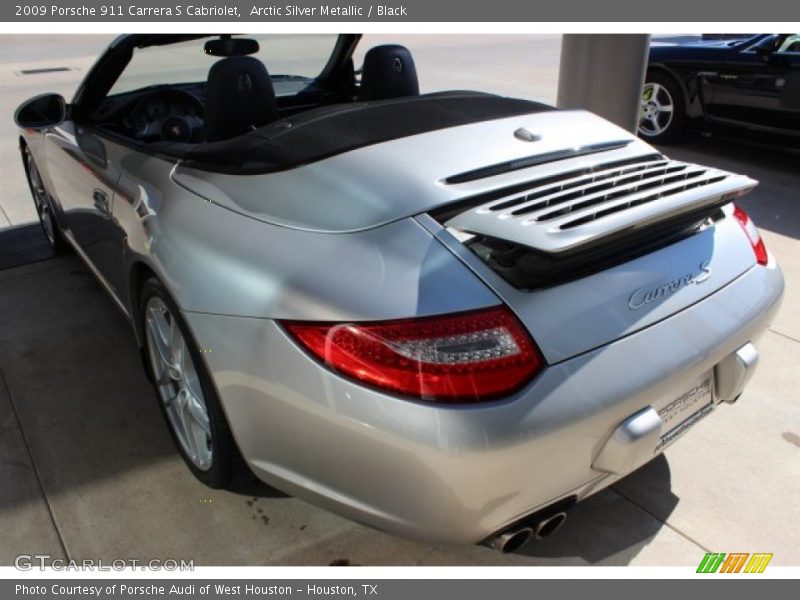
[444,153,757,254]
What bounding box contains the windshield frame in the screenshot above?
[71,34,361,120]
[106,34,341,98]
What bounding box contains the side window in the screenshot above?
[776,34,800,54]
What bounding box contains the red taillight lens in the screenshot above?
[282,306,543,403]
[733,205,768,266]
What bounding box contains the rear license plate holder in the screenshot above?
[653,372,714,454]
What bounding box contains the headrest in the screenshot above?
[359,45,420,101]
[205,56,280,142]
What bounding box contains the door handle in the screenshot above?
[93,189,110,215]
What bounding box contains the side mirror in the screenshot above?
[14,93,66,129]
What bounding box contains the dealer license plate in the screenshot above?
[653,373,714,454]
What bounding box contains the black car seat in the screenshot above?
[359,45,420,101]
[205,56,281,142]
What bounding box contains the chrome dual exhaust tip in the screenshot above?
[487,527,534,553]
[533,511,567,540]
[485,510,569,553]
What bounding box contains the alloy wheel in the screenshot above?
[638,82,675,138]
[26,152,57,246]
[144,297,213,470]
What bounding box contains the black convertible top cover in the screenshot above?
[172,91,554,174]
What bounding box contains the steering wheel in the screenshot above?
[130,88,204,143]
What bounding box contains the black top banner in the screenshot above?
[4,0,800,22]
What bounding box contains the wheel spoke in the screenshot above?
[182,351,204,402]
[183,388,211,437]
[169,317,184,370]
[28,161,44,201]
[40,204,54,241]
[188,425,210,467]
[154,369,173,387]
[147,302,170,345]
[146,310,174,373]
[177,393,199,460]
[657,104,673,114]
[652,84,663,102]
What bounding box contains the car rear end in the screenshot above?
[403,144,784,544]
[411,196,783,546]
[181,111,784,547]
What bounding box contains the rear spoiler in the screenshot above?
[442,153,757,255]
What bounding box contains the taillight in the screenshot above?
[282,306,543,403]
[733,205,768,266]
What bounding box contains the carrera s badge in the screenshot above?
[628,260,712,310]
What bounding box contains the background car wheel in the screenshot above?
[24,148,70,254]
[638,71,686,144]
[139,277,248,488]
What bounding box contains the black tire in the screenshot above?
[23,147,70,254]
[638,71,687,145]
[138,277,248,488]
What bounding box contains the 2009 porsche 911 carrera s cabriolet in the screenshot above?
[15,34,784,552]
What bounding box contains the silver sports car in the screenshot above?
[15,34,784,552]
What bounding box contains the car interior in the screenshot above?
[89,36,424,147]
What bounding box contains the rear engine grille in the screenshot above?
[489,157,675,215]
[441,155,756,255]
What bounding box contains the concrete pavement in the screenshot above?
[0,34,798,566]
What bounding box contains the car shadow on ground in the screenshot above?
[0,247,286,511]
[228,477,289,499]
[517,456,679,564]
[0,222,54,269]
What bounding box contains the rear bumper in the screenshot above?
[184,257,783,544]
